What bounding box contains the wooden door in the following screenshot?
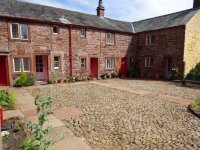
[0,56,8,86]
[36,56,48,81]
[90,58,98,78]
[120,57,127,76]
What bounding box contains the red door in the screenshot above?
[120,57,127,76]
[90,58,98,78]
[0,56,8,86]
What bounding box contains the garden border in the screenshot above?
[188,105,200,119]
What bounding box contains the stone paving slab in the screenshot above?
[48,137,92,150]
[22,109,37,118]
[3,109,24,120]
[48,126,74,142]
[25,114,65,129]
[53,107,84,120]
[92,81,192,105]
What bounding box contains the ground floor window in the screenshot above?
[81,58,87,69]
[54,56,61,69]
[145,57,154,67]
[106,58,115,69]
[13,57,30,72]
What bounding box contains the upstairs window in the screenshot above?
[145,57,154,67]
[106,58,115,69]
[11,24,28,40]
[80,29,86,37]
[54,56,60,69]
[106,33,115,45]
[53,26,59,34]
[146,35,155,45]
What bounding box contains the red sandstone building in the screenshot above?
[0,0,200,86]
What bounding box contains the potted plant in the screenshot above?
[147,73,152,79]
[154,73,160,80]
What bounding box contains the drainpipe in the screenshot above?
[69,25,73,76]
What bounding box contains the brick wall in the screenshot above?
[135,26,185,78]
[184,11,200,76]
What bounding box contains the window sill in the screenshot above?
[10,38,30,42]
[106,44,115,46]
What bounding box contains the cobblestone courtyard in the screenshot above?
[31,80,200,150]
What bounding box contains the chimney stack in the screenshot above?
[193,0,200,8]
[97,0,105,17]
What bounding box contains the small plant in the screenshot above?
[18,137,35,150]
[186,62,200,81]
[48,76,57,84]
[67,76,75,83]
[0,89,16,109]
[14,72,27,87]
[14,73,35,87]
[27,96,53,150]
[191,99,200,111]
[127,68,138,78]
[171,66,181,80]
[25,76,35,86]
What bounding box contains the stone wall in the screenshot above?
[184,11,200,76]
[72,28,134,77]
[135,26,185,78]
[0,18,134,84]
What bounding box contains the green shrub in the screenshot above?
[0,89,16,109]
[14,73,35,87]
[67,76,75,83]
[191,99,200,108]
[48,76,57,84]
[18,137,35,150]
[186,62,200,81]
[25,76,35,86]
[127,68,138,78]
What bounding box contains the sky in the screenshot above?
[20,0,193,22]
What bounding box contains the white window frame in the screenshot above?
[81,58,87,69]
[10,23,29,40]
[145,57,154,67]
[22,58,30,72]
[106,58,115,69]
[80,29,86,37]
[20,24,29,40]
[13,58,21,73]
[146,35,155,45]
[11,23,20,39]
[106,33,115,45]
[54,56,61,70]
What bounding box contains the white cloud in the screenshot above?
[20,0,194,21]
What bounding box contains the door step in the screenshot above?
[36,81,48,85]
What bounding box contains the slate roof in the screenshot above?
[0,0,133,33]
[0,0,199,33]
[132,8,200,33]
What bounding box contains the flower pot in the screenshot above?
[154,74,160,80]
[140,73,144,79]
[147,73,151,79]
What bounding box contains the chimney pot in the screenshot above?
[97,0,105,17]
